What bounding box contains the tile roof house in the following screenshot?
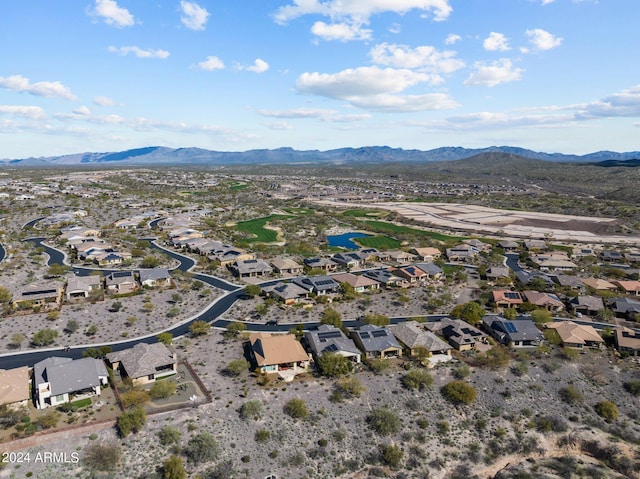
[65,273,102,300]
[106,343,177,386]
[524,240,547,251]
[610,297,640,319]
[230,259,273,278]
[523,290,565,312]
[350,324,403,359]
[482,315,544,347]
[570,295,605,316]
[614,280,640,296]
[270,258,304,276]
[415,262,444,279]
[394,265,428,284]
[105,271,138,294]
[13,285,63,311]
[492,290,524,309]
[332,272,380,293]
[331,252,367,270]
[363,268,405,288]
[389,321,451,357]
[262,281,309,304]
[249,333,311,378]
[386,250,417,265]
[139,268,171,288]
[303,257,338,272]
[304,325,361,363]
[582,277,618,291]
[292,276,341,296]
[615,327,640,356]
[554,275,585,290]
[486,267,512,281]
[498,240,519,251]
[425,318,488,351]
[410,247,441,261]
[546,321,604,349]
[446,245,478,262]
[33,357,108,409]
[0,367,30,409]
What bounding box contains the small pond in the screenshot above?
[327,232,371,250]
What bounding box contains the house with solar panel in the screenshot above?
[12,284,63,312]
[230,259,273,278]
[304,325,361,363]
[363,268,405,289]
[105,271,139,295]
[292,275,341,296]
[482,315,544,347]
[262,281,309,305]
[394,265,428,284]
[389,321,451,357]
[491,290,524,309]
[350,324,403,359]
[303,257,338,273]
[425,318,488,351]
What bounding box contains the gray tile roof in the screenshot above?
[34,357,108,396]
[106,343,176,379]
[305,324,360,357]
[139,268,170,283]
[351,324,402,354]
[390,321,451,352]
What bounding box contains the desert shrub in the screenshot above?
[162,454,186,479]
[120,389,150,408]
[534,415,567,433]
[189,320,211,336]
[35,409,60,429]
[476,346,511,370]
[366,358,390,374]
[201,459,235,479]
[82,441,121,472]
[224,359,249,377]
[158,425,182,446]
[379,443,403,469]
[367,408,400,436]
[284,398,309,420]
[623,380,640,396]
[150,380,177,399]
[255,429,270,442]
[0,404,25,428]
[116,406,146,437]
[559,385,583,404]
[453,364,471,379]
[183,431,220,464]
[239,399,264,421]
[401,369,434,391]
[594,400,619,422]
[316,352,353,378]
[441,380,477,405]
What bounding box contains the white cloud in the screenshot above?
[526,28,563,51]
[89,0,134,28]
[578,85,640,118]
[464,59,523,87]
[93,96,115,106]
[197,56,225,71]
[483,32,510,51]
[180,1,210,31]
[369,43,464,74]
[245,59,270,73]
[108,46,170,59]
[263,121,293,130]
[0,105,46,120]
[258,107,372,122]
[388,23,401,34]
[541,0,555,5]
[444,33,461,45]
[296,66,458,112]
[273,0,453,25]
[0,74,77,101]
[73,106,91,116]
[310,21,372,41]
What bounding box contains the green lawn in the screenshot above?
[235,215,293,242]
[355,235,401,250]
[362,220,464,242]
[229,182,249,190]
[283,207,314,215]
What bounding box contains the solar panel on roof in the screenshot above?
[360,332,370,339]
[505,322,518,333]
[504,292,520,299]
[318,331,342,340]
[371,330,387,337]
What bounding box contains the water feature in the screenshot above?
[327,232,371,250]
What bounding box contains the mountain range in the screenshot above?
[2,145,639,167]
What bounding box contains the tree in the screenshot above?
[162,455,186,479]
[183,431,220,464]
[9,333,25,349]
[441,380,477,405]
[401,369,434,391]
[531,309,552,325]
[158,425,182,446]
[189,320,210,336]
[594,400,619,422]
[157,332,173,345]
[450,301,485,326]
[223,359,249,377]
[117,406,146,437]
[32,328,58,346]
[284,398,309,420]
[47,263,68,277]
[141,255,160,268]
[239,399,264,421]
[223,322,246,340]
[150,380,177,399]
[65,319,80,334]
[120,390,151,409]
[316,352,353,378]
[82,441,121,472]
[476,345,511,370]
[367,408,400,436]
[244,284,262,297]
[320,308,342,328]
[362,313,390,326]
[502,308,517,320]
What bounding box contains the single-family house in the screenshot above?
[625,252,640,263]
[363,268,405,288]
[425,318,487,351]
[446,245,478,262]
[601,251,624,262]
[570,295,605,316]
[208,246,255,266]
[492,290,524,309]
[482,315,544,347]
[615,327,640,356]
[304,325,361,363]
[33,357,108,409]
[486,267,512,282]
[106,343,177,386]
[331,252,366,270]
[546,321,604,349]
[410,247,441,262]
[394,265,428,284]
[582,277,618,291]
[270,258,304,276]
[292,276,341,296]
[249,333,311,378]
[523,290,565,312]
[65,273,102,300]
[386,250,417,265]
[230,259,273,278]
[614,280,640,296]
[498,240,519,252]
[572,247,596,260]
[95,251,132,266]
[105,271,138,295]
[303,257,338,273]
[516,270,555,288]
[139,268,171,288]
[13,285,62,311]
[0,367,30,410]
[533,257,578,272]
[524,240,547,251]
[610,297,640,319]
[262,282,309,305]
[415,262,443,280]
[389,321,451,357]
[332,272,380,293]
[350,325,403,359]
[554,275,584,291]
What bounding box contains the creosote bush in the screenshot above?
[441,380,477,405]
[401,368,434,391]
[367,408,401,437]
[284,398,309,420]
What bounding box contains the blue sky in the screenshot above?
[1,0,639,158]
